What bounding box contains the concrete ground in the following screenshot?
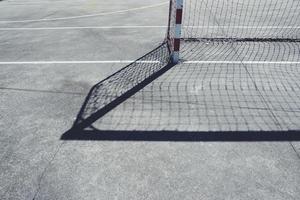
[0,0,300,200]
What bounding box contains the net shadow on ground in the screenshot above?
[62,42,300,142]
[63,129,300,142]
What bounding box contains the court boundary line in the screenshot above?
[0,61,161,64]
[183,61,300,64]
[0,2,169,23]
[0,26,167,30]
[1,26,300,31]
[0,60,299,65]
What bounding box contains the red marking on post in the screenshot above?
[176,9,183,24]
[174,38,180,51]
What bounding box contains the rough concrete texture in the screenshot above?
[0,0,300,200]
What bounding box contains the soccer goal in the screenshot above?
[167,0,300,63]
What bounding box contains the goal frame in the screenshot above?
[167,0,184,64]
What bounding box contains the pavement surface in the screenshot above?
[0,0,300,200]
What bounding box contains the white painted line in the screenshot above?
[0,2,169,23]
[1,25,299,31]
[1,60,299,65]
[183,26,300,29]
[183,61,300,64]
[0,26,167,31]
[0,61,161,65]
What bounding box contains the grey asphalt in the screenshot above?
[1,0,300,200]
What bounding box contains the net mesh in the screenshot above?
[72,43,172,130]
[69,42,300,133]
[181,0,300,40]
[66,0,300,138]
[167,0,300,59]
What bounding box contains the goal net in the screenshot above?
[167,0,300,62]
[65,0,300,137]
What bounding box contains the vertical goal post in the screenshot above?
[167,0,183,64]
